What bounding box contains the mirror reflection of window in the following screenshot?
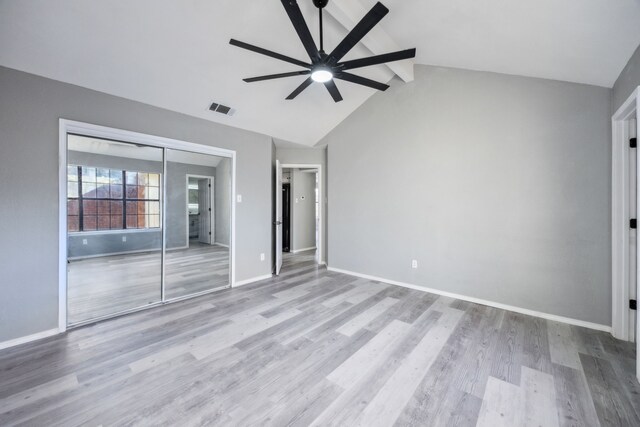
[67,165,161,232]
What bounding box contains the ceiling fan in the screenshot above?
[229,0,416,102]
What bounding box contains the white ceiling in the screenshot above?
[2,0,640,146]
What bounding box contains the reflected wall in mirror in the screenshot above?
[66,134,163,325]
[164,149,231,300]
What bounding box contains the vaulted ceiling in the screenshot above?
[1,0,640,146]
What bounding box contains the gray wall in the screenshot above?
[276,145,328,263]
[68,230,162,258]
[0,65,273,342]
[215,157,231,246]
[321,65,612,326]
[291,170,317,251]
[613,43,640,112]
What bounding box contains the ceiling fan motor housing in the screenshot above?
[312,0,329,9]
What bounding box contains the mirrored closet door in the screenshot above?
[66,134,232,327]
[66,135,163,325]
[164,149,231,300]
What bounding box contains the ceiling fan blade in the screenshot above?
[281,0,320,62]
[286,77,314,100]
[324,80,343,102]
[327,2,389,64]
[243,70,311,83]
[230,39,310,68]
[335,72,389,91]
[339,48,416,71]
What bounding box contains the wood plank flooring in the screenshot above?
[1,250,638,426]
[67,242,229,324]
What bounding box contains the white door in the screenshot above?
[629,115,640,381]
[275,160,283,275]
[198,178,211,245]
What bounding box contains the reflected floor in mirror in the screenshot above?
[67,242,229,324]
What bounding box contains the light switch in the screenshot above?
[237,194,242,203]
[122,236,127,242]
[260,253,265,261]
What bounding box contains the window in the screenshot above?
[67,165,161,232]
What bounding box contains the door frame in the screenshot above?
[185,174,215,247]
[612,87,639,346]
[280,163,324,265]
[59,119,236,332]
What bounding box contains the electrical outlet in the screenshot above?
[82,239,88,245]
[260,253,265,261]
[411,260,418,269]
[122,236,127,242]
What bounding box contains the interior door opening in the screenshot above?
[187,175,215,247]
[276,165,321,275]
[610,87,640,383]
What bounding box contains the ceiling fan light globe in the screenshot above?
[311,69,333,83]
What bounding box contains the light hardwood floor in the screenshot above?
[2,251,638,426]
[67,242,229,324]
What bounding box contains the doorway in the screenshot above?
[282,182,291,252]
[611,86,640,382]
[275,163,322,275]
[186,175,214,246]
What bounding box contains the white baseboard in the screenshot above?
[214,242,230,248]
[68,245,189,260]
[68,247,161,260]
[327,267,612,333]
[292,246,316,254]
[234,273,272,288]
[0,328,60,351]
[167,245,189,252]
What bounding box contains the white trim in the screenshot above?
[58,122,68,333]
[166,245,189,251]
[291,246,317,254]
[0,329,60,351]
[68,248,161,260]
[328,267,612,333]
[611,87,640,341]
[66,245,188,261]
[234,274,273,287]
[214,242,230,248]
[280,163,324,265]
[231,153,237,287]
[59,119,237,328]
[69,228,160,236]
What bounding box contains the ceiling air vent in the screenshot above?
[209,102,235,116]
